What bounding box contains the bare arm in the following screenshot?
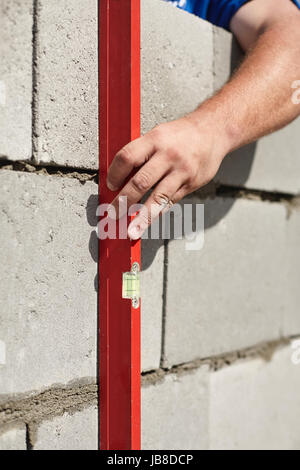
[218,0,300,148]
[107,0,300,239]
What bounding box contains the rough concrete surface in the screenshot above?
[141,239,164,371]
[141,0,213,135]
[0,170,97,394]
[216,119,300,195]
[284,206,300,335]
[142,342,300,450]
[0,424,27,450]
[213,26,243,92]
[213,27,300,195]
[34,406,98,450]
[210,344,300,450]
[34,0,98,169]
[164,196,295,366]
[0,0,32,160]
[142,366,209,450]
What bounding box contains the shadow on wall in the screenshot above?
[86,194,99,292]
[86,37,257,279]
[214,34,257,191]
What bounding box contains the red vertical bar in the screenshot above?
[99,0,141,450]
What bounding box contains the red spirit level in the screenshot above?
[99,0,141,450]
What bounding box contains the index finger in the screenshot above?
[107,134,156,191]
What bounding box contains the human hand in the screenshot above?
[107,112,228,239]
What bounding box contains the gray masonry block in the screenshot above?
[0,171,97,395]
[213,26,300,195]
[0,0,32,160]
[210,344,300,450]
[213,26,243,93]
[142,367,209,450]
[141,240,164,371]
[34,0,98,169]
[0,425,27,450]
[141,0,214,135]
[284,207,300,336]
[164,197,296,366]
[142,344,300,450]
[34,406,98,450]
[34,0,213,169]
[216,120,300,195]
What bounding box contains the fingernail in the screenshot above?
[107,180,117,191]
[128,222,142,240]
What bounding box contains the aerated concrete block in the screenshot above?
[0,425,27,451]
[213,26,243,92]
[34,0,98,169]
[0,0,32,160]
[216,120,300,195]
[164,197,290,366]
[0,170,97,395]
[141,239,164,371]
[34,406,98,450]
[141,0,214,134]
[284,206,300,336]
[210,344,300,450]
[35,0,213,169]
[213,26,300,195]
[142,366,209,450]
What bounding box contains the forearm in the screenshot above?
[189,16,300,155]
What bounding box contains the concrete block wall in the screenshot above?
[0,0,299,450]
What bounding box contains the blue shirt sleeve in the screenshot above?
[205,1,253,30]
[204,0,300,30]
[165,0,300,31]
